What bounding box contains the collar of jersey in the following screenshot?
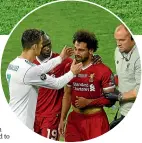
[17,57,35,66]
[82,63,92,70]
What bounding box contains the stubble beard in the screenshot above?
[75,55,89,64]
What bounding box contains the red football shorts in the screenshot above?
[34,114,60,140]
[65,110,109,141]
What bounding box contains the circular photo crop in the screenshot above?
[1,0,141,142]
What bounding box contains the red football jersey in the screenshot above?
[34,53,72,117]
[67,63,115,107]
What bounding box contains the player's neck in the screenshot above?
[82,58,92,68]
[19,51,36,63]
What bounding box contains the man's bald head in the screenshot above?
[114,24,135,53]
[115,24,131,38]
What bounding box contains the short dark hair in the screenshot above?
[73,30,98,52]
[40,30,50,40]
[40,30,45,36]
[21,29,42,49]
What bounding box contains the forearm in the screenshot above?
[34,56,62,74]
[87,88,115,107]
[87,96,111,107]
[24,70,74,89]
[122,89,137,101]
[46,71,74,89]
[104,89,137,102]
[60,93,71,121]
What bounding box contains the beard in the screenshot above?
[41,50,51,58]
[43,53,50,58]
[75,55,89,63]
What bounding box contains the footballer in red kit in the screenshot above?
[65,63,115,141]
[33,31,72,140]
[58,30,116,141]
[68,63,115,108]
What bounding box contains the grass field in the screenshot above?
[1,1,121,140]
[0,0,141,35]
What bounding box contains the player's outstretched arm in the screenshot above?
[23,59,82,89]
[58,86,71,137]
[32,56,62,74]
[31,47,74,75]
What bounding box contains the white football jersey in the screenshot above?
[6,56,73,130]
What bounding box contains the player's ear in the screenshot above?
[32,44,37,50]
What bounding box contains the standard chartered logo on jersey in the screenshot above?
[73,82,95,92]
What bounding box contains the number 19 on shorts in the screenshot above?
[47,128,58,140]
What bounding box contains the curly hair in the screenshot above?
[21,29,42,49]
[73,30,98,52]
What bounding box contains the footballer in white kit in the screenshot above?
[6,29,82,130]
[6,56,75,130]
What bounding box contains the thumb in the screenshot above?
[76,96,79,99]
[62,45,67,52]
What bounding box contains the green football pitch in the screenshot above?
[1,1,121,140]
[0,0,141,35]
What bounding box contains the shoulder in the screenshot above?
[7,58,32,73]
[10,58,33,67]
[115,47,121,57]
[92,63,112,75]
[93,63,111,71]
[64,57,73,63]
[64,59,72,72]
[61,58,73,68]
[52,53,59,58]
[52,52,72,62]
[8,58,17,65]
[133,46,140,59]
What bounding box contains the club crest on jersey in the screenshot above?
[40,73,47,80]
[89,73,95,82]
